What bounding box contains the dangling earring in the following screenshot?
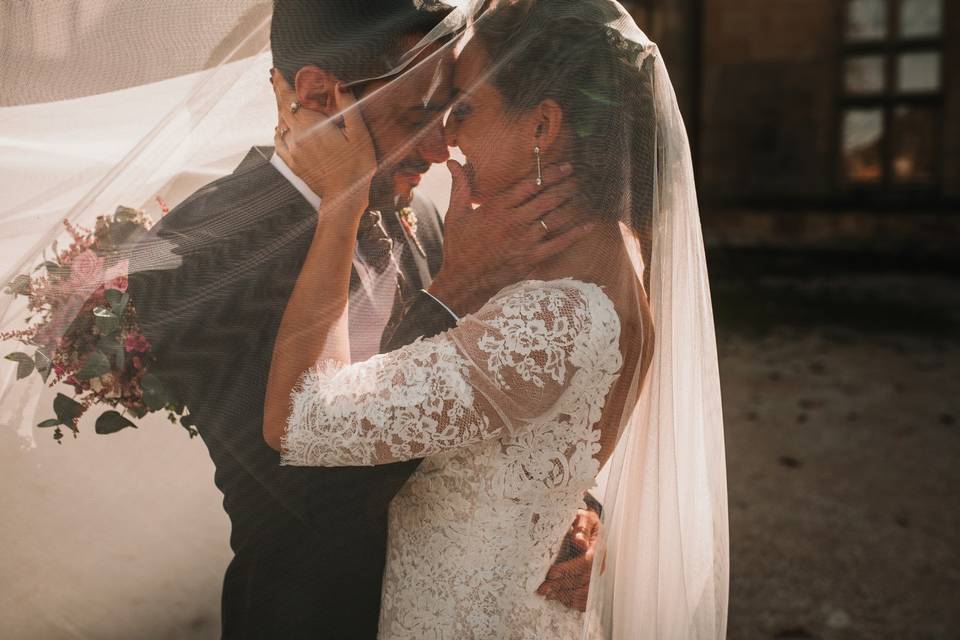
[534,145,543,186]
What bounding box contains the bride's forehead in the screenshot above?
[452,39,487,92]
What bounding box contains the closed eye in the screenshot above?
[401,114,430,130]
[451,102,472,119]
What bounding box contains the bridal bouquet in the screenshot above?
[1,207,194,442]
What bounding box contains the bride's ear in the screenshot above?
[293,66,343,115]
[533,99,564,153]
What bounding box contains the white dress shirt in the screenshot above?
[270,153,399,361]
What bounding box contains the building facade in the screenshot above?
[630,0,958,217]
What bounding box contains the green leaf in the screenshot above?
[53,393,83,428]
[95,411,138,434]
[76,351,111,380]
[34,351,52,383]
[5,274,31,296]
[93,306,120,335]
[98,336,125,370]
[37,259,68,280]
[52,264,71,281]
[104,289,123,305]
[36,418,60,429]
[140,373,169,411]
[5,352,35,380]
[104,289,130,316]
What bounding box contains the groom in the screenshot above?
[129,1,596,638]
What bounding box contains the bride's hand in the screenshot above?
[273,73,376,202]
[427,160,595,316]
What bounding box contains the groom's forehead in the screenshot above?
[392,51,454,110]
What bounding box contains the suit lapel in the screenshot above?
[234,146,275,174]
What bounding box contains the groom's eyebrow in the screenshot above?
[418,101,449,113]
[405,97,451,114]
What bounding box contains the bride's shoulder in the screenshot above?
[480,278,619,328]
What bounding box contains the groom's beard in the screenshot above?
[391,157,431,200]
[396,158,430,176]
[369,173,397,211]
[369,158,429,210]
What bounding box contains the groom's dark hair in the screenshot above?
[271,0,452,86]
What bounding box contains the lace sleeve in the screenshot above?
[280,280,619,467]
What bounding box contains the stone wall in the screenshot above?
[702,209,960,258]
[695,0,958,208]
[698,0,842,204]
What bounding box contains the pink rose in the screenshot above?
[67,250,105,298]
[104,259,129,292]
[124,332,151,353]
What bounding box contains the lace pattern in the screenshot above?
[282,279,623,638]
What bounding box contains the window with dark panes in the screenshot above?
[839,0,943,190]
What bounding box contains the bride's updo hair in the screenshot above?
[474,0,657,237]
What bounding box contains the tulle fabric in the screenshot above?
[0,1,727,638]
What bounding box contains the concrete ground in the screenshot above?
[712,250,960,639]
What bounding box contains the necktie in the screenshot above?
[355,209,394,274]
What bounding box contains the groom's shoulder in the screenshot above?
[156,148,300,234]
[409,189,441,223]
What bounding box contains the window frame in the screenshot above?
[837,0,945,197]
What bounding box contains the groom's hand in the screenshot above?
[537,508,603,612]
[427,160,596,317]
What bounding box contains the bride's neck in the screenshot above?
[529,215,627,286]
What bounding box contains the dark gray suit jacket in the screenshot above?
[128,148,455,639]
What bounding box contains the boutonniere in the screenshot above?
[397,207,426,258]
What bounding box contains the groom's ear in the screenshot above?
[293,66,343,115]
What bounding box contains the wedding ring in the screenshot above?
[290,100,301,114]
[278,126,289,139]
[539,219,549,234]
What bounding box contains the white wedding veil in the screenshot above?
[0,1,727,638]
[458,3,729,637]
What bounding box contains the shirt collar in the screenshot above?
[270,152,322,210]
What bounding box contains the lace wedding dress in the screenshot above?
[281,278,624,639]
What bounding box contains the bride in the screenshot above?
[263,0,726,638]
